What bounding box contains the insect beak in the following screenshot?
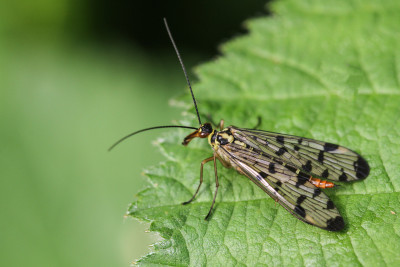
[182,129,201,146]
[182,128,209,146]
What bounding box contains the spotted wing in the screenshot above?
[218,142,344,231]
[230,127,370,182]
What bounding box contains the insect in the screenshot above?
[110,18,370,231]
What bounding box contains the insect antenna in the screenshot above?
[163,18,202,126]
[108,125,197,151]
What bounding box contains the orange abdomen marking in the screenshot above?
[309,177,335,189]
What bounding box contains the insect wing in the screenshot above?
[231,127,370,182]
[219,143,344,231]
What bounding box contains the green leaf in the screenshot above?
[130,0,400,265]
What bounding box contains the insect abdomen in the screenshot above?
[309,177,335,189]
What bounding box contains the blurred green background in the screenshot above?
[0,1,268,266]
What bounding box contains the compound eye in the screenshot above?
[202,123,213,133]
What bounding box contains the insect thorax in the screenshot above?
[208,128,235,149]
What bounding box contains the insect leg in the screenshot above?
[252,116,262,129]
[205,153,219,220]
[182,156,214,205]
[219,120,225,130]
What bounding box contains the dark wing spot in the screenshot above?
[355,156,370,179]
[327,200,335,209]
[339,172,348,181]
[275,147,287,156]
[321,169,329,178]
[295,205,306,218]
[302,160,312,172]
[269,163,276,174]
[298,138,303,144]
[276,181,282,187]
[297,195,306,205]
[294,145,300,151]
[298,172,309,181]
[326,216,345,231]
[276,135,285,144]
[285,165,297,173]
[312,188,321,198]
[259,171,267,178]
[324,143,339,152]
[295,176,308,188]
[318,151,324,163]
[273,158,284,165]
